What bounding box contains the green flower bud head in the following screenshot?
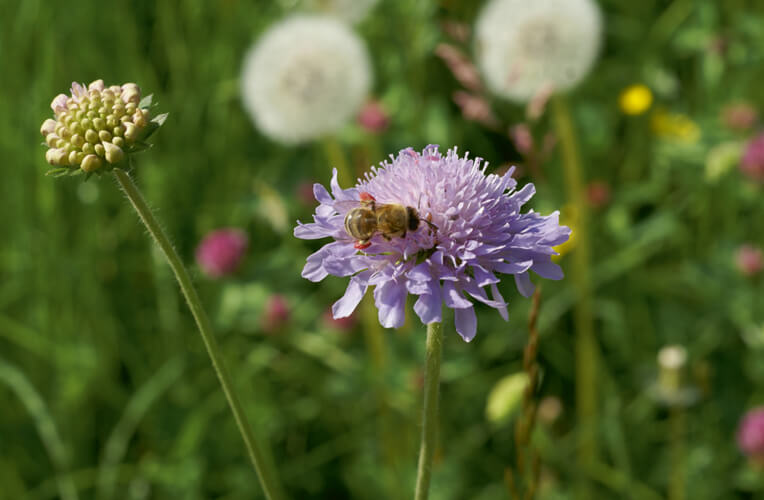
[40,80,167,177]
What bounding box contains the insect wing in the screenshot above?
[333,199,362,212]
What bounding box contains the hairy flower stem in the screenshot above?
[113,169,287,500]
[552,96,598,495]
[414,321,444,500]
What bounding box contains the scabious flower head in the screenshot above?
[196,228,249,278]
[294,145,570,341]
[738,407,764,461]
[40,80,164,174]
[741,133,764,183]
[241,15,372,144]
[474,0,602,102]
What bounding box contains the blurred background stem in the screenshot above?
[669,407,686,500]
[414,321,443,500]
[113,168,288,500]
[0,358,79,500]
[322,137,354,186]
[551,95,599,497]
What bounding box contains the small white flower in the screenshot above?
[305,0,380,24]
[475,0,602,102]
[241,15,372,144]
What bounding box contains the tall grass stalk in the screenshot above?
[551,96,598,497]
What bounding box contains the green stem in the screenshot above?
[113,168,287,500]
[668,407,685,500]
[322,137,354,187]
[414,321,444,500]
[551,96,598,496]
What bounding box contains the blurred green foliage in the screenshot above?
[1,0,764,499]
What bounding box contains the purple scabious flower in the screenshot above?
[294,145,570,341]
[738,407,764,460]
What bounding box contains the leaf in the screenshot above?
[151,113,168,126]
[138,113,168,142]
[139,94,154,109]
[45,168,71,177]
[127,142,153,154]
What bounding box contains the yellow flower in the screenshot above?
[651,108,701,144]
[619,84,653,115]
[552,204,577,262]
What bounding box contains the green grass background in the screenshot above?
[1,0,764,498]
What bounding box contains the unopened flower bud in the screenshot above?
[88,79,105,92]
[94,143,105,157]
[46,148,68,165]
[80,154,102,172]
[45,134,60,148]
[120,83,141,104]
[123,123,138,141]
[103,142,125,164]
[41,119,57,136]
[85,129,99,144]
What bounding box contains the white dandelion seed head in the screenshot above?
[241,15,372,144]
[305,0,380,24]
[475,0,602,102]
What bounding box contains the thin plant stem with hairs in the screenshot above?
[113,168,288,500]
[414,321,444,500]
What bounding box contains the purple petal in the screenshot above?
[495,260,533,274]
[490,283,509,321]
[324,256,367,277]
[454,306,477,342]
[374,279,406,328]
[413,281,442,324]
[294,222,332,240]
[313,182,333,206]
[514,272,535,298]
[333,272,370,318]
[442,281,472,309]
[531,260,564,280]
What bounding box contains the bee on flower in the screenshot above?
[294,145,570,341]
